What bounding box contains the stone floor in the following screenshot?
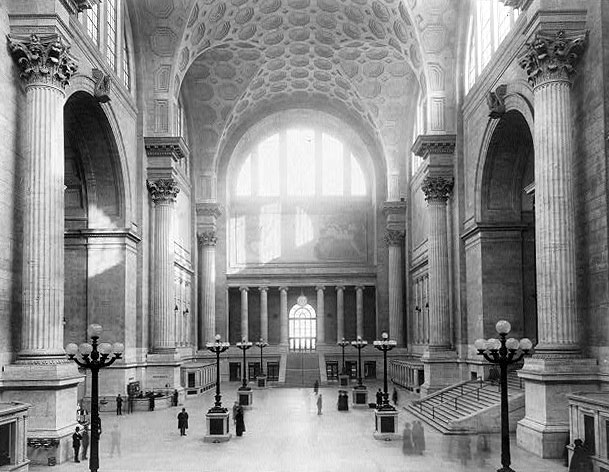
[33,382,567,472]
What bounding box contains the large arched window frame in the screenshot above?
[288,302,317,351]
[465,0,520,93]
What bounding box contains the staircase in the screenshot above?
[283,352,321,387]
[406,371,525,435]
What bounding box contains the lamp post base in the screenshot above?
[238,388,253,409]
[373,408,400,440]
[256,375,267,388]
[339,374,349,387]
[352,385,368,407]
[204,409,231,443]
[497,466,515,472]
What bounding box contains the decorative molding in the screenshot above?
[486,84,507,119]
[258,286,269,292]
[147,179,179,204]
[64,228,141,244]
[7,34,78,88]
[421,176,454,202]
[519,30,588,88]
[197,230,217,246]
[60,0,101,14]
[499,0,527,8]
[384,229,405,247]
[28,438,60,449]
[411,134,456,159]
[92,68,111,103]
[380,200,407,216]
[196,202,222,219]
[144,136,189,161]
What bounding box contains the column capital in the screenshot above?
[335,285,345,292]
[147,179,179,204]
[278,286,289,293]
[239,286,249,293]
[384,229,405,247]
[258,286,269,292]
[421,176,454,202]
[355,285,365,292]
[7,34,78,89]
[197,230,217,246]
[519,30,588,88]
[315,285,325,292]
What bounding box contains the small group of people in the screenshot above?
[569,438,593,472]
[71,425,89,463]
[232,401,246,436]
[402,421,425,456]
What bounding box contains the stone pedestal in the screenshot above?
[256,376,267,388]
[420,350,459,396]
[238,388,253,409]
[352,386,368,407]
[373,408,400,440]
[516,357,597,458]
[145,352,182,389]
[204,410,231,443]
[339,374,349,387]
[0,402,30,471]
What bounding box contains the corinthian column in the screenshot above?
[355,286,364,339]
[240,287,249,340]
[8,34,77,361]
[198,230,217,344]
[336,285,345,342]
[385,231,405,345]
[279,287,288,345]
[147,179,180,352]
[519,30,587,356]
[259,287,269,342]
[421,177,453,350]
[316,286,325,345]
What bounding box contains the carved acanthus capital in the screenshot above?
[147,179,179,204]
[421,176,454,202]
[384,229,405,247]
[7,34,78,88]
[197,230,217,246]
[487,84,507,119]
[92,68,111,103]
[519,30,588,88]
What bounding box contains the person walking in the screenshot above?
[72,426,82,463]
[233,401,240,425]
[235,405,246,437]
[109,424,121,458]
[392,387,398,406]
[177,408,189,436]
[317,393,323,415]
[412,421,426,455]
[173,389,179,407]
[402,423,414,455]
[116,394,123,415]
[81,424,90,461]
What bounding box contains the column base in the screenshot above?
[373,408,400,440]
[516,356,598,458]
[2,361,83,465]
[420,349,459,396]
[146,352,182,389]
[204,410,231,443]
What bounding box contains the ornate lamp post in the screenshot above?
[65,324,124,472]
[235,338,254,407]
[475,320,532,472]
[255,339,268,388]
[204,334,231,442]
[337,338,350,387]
[351,336,368,406]
[372,332,398,439]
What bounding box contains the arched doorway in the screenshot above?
[288,295,317,351]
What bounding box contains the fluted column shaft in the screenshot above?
[199,231,217,344]
[279,287,288,345]
[422,178,453,350]
[240,287,249,340]
[316,286,325,344]
[8,34,78,359]
[336,286,345,341]
[259,287,268,342]
[519,30,587,355]
[148,180,179,351]
[385,231,404,345]
[355,286,364,339]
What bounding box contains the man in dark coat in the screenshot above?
[235,405,246,436]
[81,424,90,460]
[72,426,82,463]
[376,388,383,407]
[570,439,592,472]
[412,421,426,455]
[116,394,123,415]
[177,408,189,436]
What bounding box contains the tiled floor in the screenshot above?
[32,383,567,472]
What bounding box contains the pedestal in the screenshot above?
[204,410,231,443]
[420,350,459,396]
[257,375,267,388]
[352,386,368,407]
[516,357,597,458]
[373,408,400,440]
[146,352,182,389]
[339,374,349,387]
[238,388,253,409]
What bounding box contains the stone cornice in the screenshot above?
[411,135,456,159]
[64,228,141,244]
[518,30,588,88]
[196,202,223,219]
[380,200,407,216]
[144,136,190,161]
[421,176,454,202]
[197,230,217,246]
[7,34,78,88]
[384,229,405,247]
[461,222,529,244]
[60,0,101,14]
[147,179,180,204]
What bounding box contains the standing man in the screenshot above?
[81,424,90,460]
[177,408,189,436]
[116,394,123,416]
[317,393,323,415]
[72,426,82,463]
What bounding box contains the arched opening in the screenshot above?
[467,110,536,346]
[288,297,317,352]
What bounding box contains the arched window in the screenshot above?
[466,0,520,92]
[288,296,317,351]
